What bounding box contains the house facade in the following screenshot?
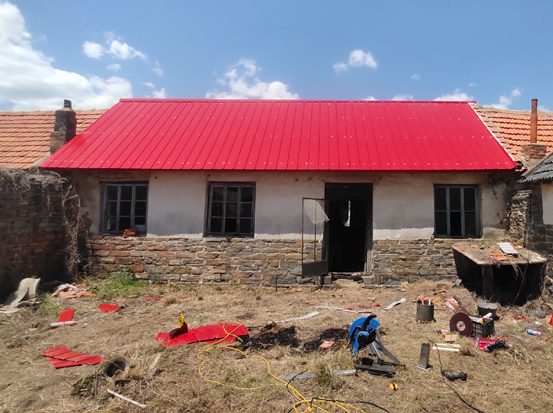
[42,99,518,284]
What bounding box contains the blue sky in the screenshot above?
[1,1,552,111]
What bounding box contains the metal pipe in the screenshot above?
[530,98,538,143]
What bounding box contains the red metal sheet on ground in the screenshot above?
[155,323,248,347]
[41,347,103,369]
[41,100,517,172]
[58,308,75,323]
[97,304,122,312]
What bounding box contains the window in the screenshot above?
[102,182,148,234]
[434,185,479,238]
[207,183,255,236]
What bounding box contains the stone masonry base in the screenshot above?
[88,236,463,284]
[372,239,458,283]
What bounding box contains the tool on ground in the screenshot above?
[475,337,509,352]
[442,371,467,381]
[449,313,474,337]
[416,343,431,371]
[349,315,403,377]
[169,314,189,338]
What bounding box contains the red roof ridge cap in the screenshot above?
[118,98,476,104]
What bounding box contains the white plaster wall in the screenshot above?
[74,170,510,240]
[543,183,553,225]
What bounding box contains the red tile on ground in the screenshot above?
[97,304,122,312]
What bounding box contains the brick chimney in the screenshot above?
[50,99,76,154]
[520,98,547,169]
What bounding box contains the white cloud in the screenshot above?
[392,94,414,101]
[434,88,473,101]
[365,96,377,100]
[153,61,163,76]
[0,2,132,110]
[82,41,103,59]
[333,62,348,73]
[348,50,377,68]
[206,59,299,100]
[538,105,550,112]
[469,83,477,87]
[106,63,121,72]
[152,87,167,99]
[334,49,378,74]
[108,39,147,61]
[411,74,421,80]
[489,88,522,109]
[82,34,147,61]
[142,82,155,88]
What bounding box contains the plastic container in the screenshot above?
[525,328,542,337]
[469,316,495,338]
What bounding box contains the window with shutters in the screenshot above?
[102,182,148,235]
[206,183,255,236]
[434,185,479,238]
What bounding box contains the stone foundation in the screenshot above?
[88,235,465,284]
[86,236,322,284]
[372,239,458,283]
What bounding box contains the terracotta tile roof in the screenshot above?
[0,109,107,169]
[471,104,553,165]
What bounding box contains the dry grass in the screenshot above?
[1,278,553,412]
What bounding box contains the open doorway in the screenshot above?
[325,183,372,273]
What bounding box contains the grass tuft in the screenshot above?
[86,268,148,300]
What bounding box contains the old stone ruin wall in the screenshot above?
[0,169,84,299]
[507,187,553,275]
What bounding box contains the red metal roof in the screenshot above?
[41,99,517,171]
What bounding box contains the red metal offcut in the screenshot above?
[41,100,517,172]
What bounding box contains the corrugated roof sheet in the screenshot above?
[0,109,106,169]
[521,151,553,183]
[472,104,553,164]
[42,99,517,171]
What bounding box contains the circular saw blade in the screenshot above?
[449,313,473,337]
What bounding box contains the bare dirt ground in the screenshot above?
[1,277,553,413]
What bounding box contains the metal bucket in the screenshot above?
[416,299,434,323]
[477,301,498,318]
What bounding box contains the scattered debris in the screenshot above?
[52,284,96,300]
[526,328,542,337]
[104,357,130,381]
[41,347,103,368]
[156,322,248,347]
[498,242,518,255]
[528,309,547,319]
[169,314,188,339]
[433,343,460,352]
[106,389,146,409]
[143,297,163,301]
[319,340,335,349]
[442,371,467,381]
[389,383,399,391]
[275,311,319,323]
[383,298,406,310]
[51,308,76,328]
[316,305,378,313]
[122,228,138,238]
[97,304,122,312]
[0,278,40,314]
[473,337,509,352]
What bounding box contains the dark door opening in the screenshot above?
[325,184,372,273]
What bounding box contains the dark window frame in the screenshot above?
[434,184,480,238]
[206,183,255,237]
[101,181,148,235]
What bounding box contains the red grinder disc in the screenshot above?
[449,313,473,337]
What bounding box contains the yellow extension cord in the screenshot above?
[196,323,368,413]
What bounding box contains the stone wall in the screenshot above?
[87,236,321,284]
[88,235,462,284]
[507,190,533,245]
[372,239,458,283]
[0,169,79,299]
